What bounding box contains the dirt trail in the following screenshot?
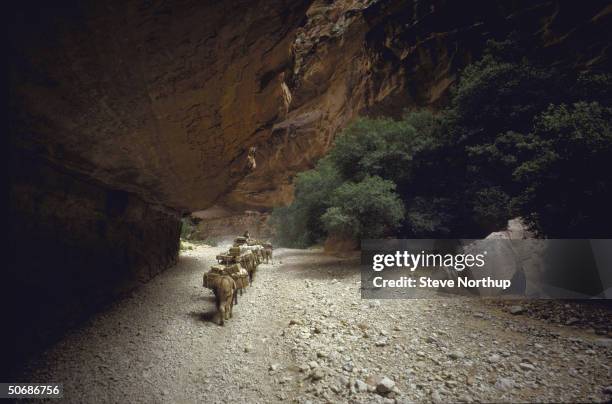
[16,245,612,403]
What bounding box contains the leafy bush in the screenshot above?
[180,217,196,240]
[511,102,612,236]
[271,159,341,247]
[322,176,404,239]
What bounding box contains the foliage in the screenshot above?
[180,217,196,240]
[511,102,612,236]
[322,176,405,239]
[271,159,341,247]
[273,35,612,245]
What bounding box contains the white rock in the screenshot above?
[448,351,464,360]
[509,306,526,315]
[376,376,395,394]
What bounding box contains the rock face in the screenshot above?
[9,0,611,213]
[7,154,180,370]
[191,210,273,242]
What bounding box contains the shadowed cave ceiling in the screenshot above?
[9,0,611,214]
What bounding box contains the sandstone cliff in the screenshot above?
[11,1,610,214]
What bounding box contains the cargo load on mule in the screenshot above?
[216,253,237,265]
[217,250,254,287]
[224,263,250,291]
[234,236,247,246]
[202,265,228,290]
[201,269,236,326]
[243,245,261,265]
[203,262,249,301]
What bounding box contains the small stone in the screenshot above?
[495,377,514,391]
[431,391,443,403]
[426,336,438,344]
[565,317,579,326]
[509,306,525,315]
[376,376,395,394]
[342,362,354,372]
[375,339,389,347]
[448,351,464,360]
[519,362,536,371]
[355,379,368,392]
[308,361,319,369]
[269,363,280,371]
[317,351,328,358]
[311,368,325,381]
[299,364,310,372]
[488,354,501,363]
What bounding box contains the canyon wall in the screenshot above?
[12,0,610,215]
[225,0,611,209]
[190,211,273,242]
[7,153,181,372]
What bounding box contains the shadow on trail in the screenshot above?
[187,309,218,325]
[178,254,210,269]
[278,249,361,281]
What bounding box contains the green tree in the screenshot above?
[271,158,341,247]
[511,102,612,236]
[273,35,612,245]
[321,176,405,239]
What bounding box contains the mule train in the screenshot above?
[202,235,274,325]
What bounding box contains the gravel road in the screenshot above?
[16,245,612,403]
